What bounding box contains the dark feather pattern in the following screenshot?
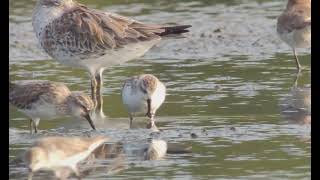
[40,2,191,59]
[9,81,71,110]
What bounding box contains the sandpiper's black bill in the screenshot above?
[83,114,96,130]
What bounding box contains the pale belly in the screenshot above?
[122,88,148,114]
[50,39,160,74]
[278,26,311,48]
[22,102,62,120]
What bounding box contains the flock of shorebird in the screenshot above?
[9,0,311,179]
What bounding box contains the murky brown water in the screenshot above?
[9,0,311,179]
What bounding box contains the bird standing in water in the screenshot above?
[122,74,166,130]
[32,0,191,118]
[9,80,96,133]
[277,0,311,71]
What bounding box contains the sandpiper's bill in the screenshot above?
[9,80,96,133]
[32,0,191,118]
[24,136,110,179]
[277,0,311,71]
[122,74,166,130]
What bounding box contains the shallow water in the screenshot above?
[9,0,310,179]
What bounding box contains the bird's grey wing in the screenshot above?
[42,4,164,57]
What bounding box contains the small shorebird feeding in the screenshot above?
[9,80,96,133]
[277,0,311,71]
[32,0,191,118]
[24,136,110,179]
[122,74,166,130]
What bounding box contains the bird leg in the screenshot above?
[90,76,97,109]
[145,99,157,129]
[29,119,38,134]
[145,99,152,119]
[95,70,105,117]
[293,70,301,88]
[33,118,40,134]
[129,114,133,129]
[95,72,103,114]
[293,48,302,72]
[29,119,33,134]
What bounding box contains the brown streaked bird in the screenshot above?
[277,0,311,71]
[24,136,110,180]
[32,0,191,118]
[9,80,96,133]
[121,74,166,130]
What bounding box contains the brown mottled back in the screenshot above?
[9,81,71,109]
[42,3,165,58]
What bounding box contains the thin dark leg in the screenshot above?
[29,119,33,134]
[129,114,133,129]
[33,121,38,134]
[145,99,152,118]
[293,48,302,72]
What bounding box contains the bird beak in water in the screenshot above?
[83,113,96,130]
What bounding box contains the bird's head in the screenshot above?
[68,92,96,130]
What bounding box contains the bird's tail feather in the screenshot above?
[156,25,192,37]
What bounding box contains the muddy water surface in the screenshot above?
[9,0,310,179]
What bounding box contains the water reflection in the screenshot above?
[10,134,190,179]
[279,72,311,125]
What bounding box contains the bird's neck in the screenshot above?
[32,2,74,39]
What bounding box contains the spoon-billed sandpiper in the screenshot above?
[24,136,110,179]
[122,74,166,130]
[277,0,311,71]
[32,0,191,118]
[9,80,96,133]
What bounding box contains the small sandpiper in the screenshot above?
[277,0,311,71]
[121,74,166,130]
[24,136,110,179]
[32,0,191,118]
[9,80,96,133]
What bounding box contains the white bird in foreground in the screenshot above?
[24,136,110,180]
[121,74,166,130]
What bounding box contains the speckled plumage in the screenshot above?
[32,0,190,118]
[9,80,96,133]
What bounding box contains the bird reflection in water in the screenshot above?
[279,72,310,125]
